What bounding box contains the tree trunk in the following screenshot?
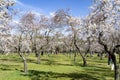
[73,52,76,64]
[117,53,119,80]
[73,33,87,66]
[74,40,87,66]
[37,52,40,64]
[19,53,27,73]
[118,53,120,80]
[111,54,119,80]
[34,47,37,57]
[82,52,87,66]
[100,52,103,60]
[83,57,87,66]
[23,57,27,73]
[115,64,119,80]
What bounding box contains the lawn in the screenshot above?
[0,53,114,80]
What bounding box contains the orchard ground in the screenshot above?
[0,53,114,80]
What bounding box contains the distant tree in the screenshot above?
[53,9,89,66]
[68,16,90,66]
[63,35,75,55]
[20,12,54,64]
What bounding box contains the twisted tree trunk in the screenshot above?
[74,39,87,66]
[98,32,120,80]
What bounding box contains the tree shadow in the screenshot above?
[0,64,20,71]
[22,70,99,80]
[27,58,56,65]
[84,65,111,72]
[0,58,21,63]
[41,58,73,66]
[54,63,73,66]
[27,59,37,63]
[82,65,114,79]
[0,67,12,71]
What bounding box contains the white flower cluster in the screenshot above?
[0,0,14,28]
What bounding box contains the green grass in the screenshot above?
[0,53,114,80]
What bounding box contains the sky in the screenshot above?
[14,0,93,17]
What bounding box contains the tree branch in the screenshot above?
[113,44,120,53]
[98,31,109,53]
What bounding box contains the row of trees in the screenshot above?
[0,0,120,80]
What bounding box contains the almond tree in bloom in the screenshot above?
[53,9,89,66]
[89,0,120,80]
[20,12,53,64]
[13,22,31,73]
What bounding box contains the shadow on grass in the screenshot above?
[0,58,21,63]
[0,67,12,71]
[27,59,37,63]
[84,65,111,72]
[82,65,114,79]
[54,63,73,66]
[41,58,74,66]
[22,70,99,80]
[0,64,20,71]
[27,58,56,65]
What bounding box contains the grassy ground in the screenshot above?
[0,53,114,80]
